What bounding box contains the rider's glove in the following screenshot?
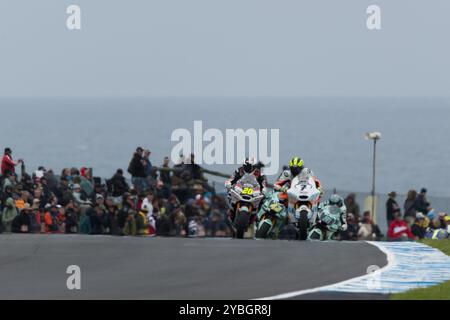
[341,223,348,231]
[225,181,232,189]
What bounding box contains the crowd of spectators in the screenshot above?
[387,188,450,240]
[0,147,232,237]
[338,189,450,241]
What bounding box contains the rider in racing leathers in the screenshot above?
[318,194,348,232]
[225,158,268,223]
[274,156,322,194]
[225,158,268,193]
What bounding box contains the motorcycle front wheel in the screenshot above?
[235,211,250,239]
[256,221,272,239]
[297,210,309,240]
[308,227,323,240]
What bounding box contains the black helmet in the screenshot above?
[242,158,256,173]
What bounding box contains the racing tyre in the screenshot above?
[297,210,309,240]
[256,221,271,239]
[235,211,250,239]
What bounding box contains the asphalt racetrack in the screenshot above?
[0,234,387,299]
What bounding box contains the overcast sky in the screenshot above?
[0,0,449,97]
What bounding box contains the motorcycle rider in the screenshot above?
[274,156,322,194]
[225,157,268,193]
[318,194,348,232]
[256,191,289,238]
[225,157,267,227]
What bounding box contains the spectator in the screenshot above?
[72,183,91,206]
[344,193,360,222]
[108,169,129,199]
[30,199,42,233]
[186,154,204,181]
[127,147,147,193]
[135,206,150,235]
[2,172,17,192]
[60,168,72,183]
[433,212,449,230]
[358,211,383,240]
[411,212,429,240]
[156,178,170,199]
[1,148,22,175]
[89,181,107,203]
[425,214,449,239]
[37,177,51,206]
[154,199,171,236]
[58,177,74,206]
[1,185,14,208]
[143,149,157,190]
[1,197,18,232]
[403,189,417,224]
[414,188,430,217]
[172,206,187,236]
[11,204,32,233]
[64,207,79,234]
[206,210,230,237]
[32,187,46,211]
[78,209,91,235]
[105,197,120,235]
[90,205,110,235]
[44,205,61,233]
[15,189,29,211]
[388,212,416,241]
[340,213,359,240]
[445,215,450,233]
[141,191,154,214]
[386,191,401,228]
[142,150,153,176]
[86,193,106,221]
[160,156,172,186]
[117,193,137,236]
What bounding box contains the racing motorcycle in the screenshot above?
[256,192,288,239]
[227,173,265,239]
[308,204,341,240]
[287,170,321,240]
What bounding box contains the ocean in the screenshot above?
[1,96,450,202]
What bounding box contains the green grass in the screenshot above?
[420,239,450,255]
[391,239,450,300]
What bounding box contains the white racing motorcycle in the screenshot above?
[287,170,321,240]
[227,173,265,239]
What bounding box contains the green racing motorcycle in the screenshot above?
[308,203,342,240]
[256,192,288,239]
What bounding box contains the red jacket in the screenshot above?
[388,219,415,239]
[1,154,16,175]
